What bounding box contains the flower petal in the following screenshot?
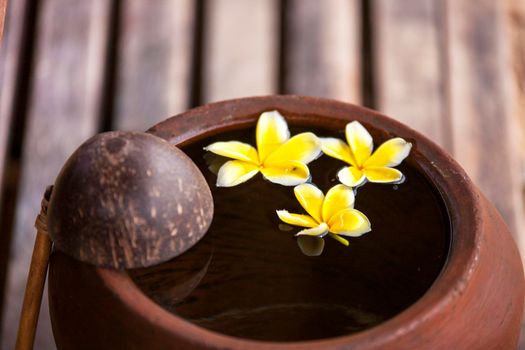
[293,183,324,223]
[296,222,329,237]
[256,110,290,162]
[328,209,371,237]
[276,210,318,228]
[205,141,259,164]
[364,137,412,168]
[265,132,321,166]
[260,161,310,186]
[346,121,373,167]
[216,160,259,187]
[322,184,355,222]
[364,167,404,183]
[320,137,357,166]
[337,167,366,187]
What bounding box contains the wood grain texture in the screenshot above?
[283,0,361,103]
[203,0,278,103]
[1,1,110,349]
[373,0,449,149]
[113,0,195,131]
[446,0,525,248]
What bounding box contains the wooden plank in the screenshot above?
[503,0,525,210]
[373,0,449,149]
[504,0,525,169]
[502,0,525,346]
[1,1,110,349]
[0,0,6,43]
[113,0,195,131]
[446,0,525,250]
[203,0,278,103]
[283,0,361,104]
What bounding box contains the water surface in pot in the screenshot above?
[129,126,450,342]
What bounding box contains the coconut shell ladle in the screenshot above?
[15,131,214,350]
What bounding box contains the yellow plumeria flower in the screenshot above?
[321,121,412,187]
[205,111,321,187]
[276,183,371,246]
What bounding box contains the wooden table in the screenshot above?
[0,0,523,349]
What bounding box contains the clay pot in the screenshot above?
[48,96,524,349]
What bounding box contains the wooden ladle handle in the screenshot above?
[16,187,53,350]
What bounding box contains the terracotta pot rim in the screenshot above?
[97,95,482,348]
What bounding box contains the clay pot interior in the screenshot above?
[128,119,451,342]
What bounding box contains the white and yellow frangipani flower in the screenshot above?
[320,121,412,187]
[205,111,321,187]
[277,184,371,246]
